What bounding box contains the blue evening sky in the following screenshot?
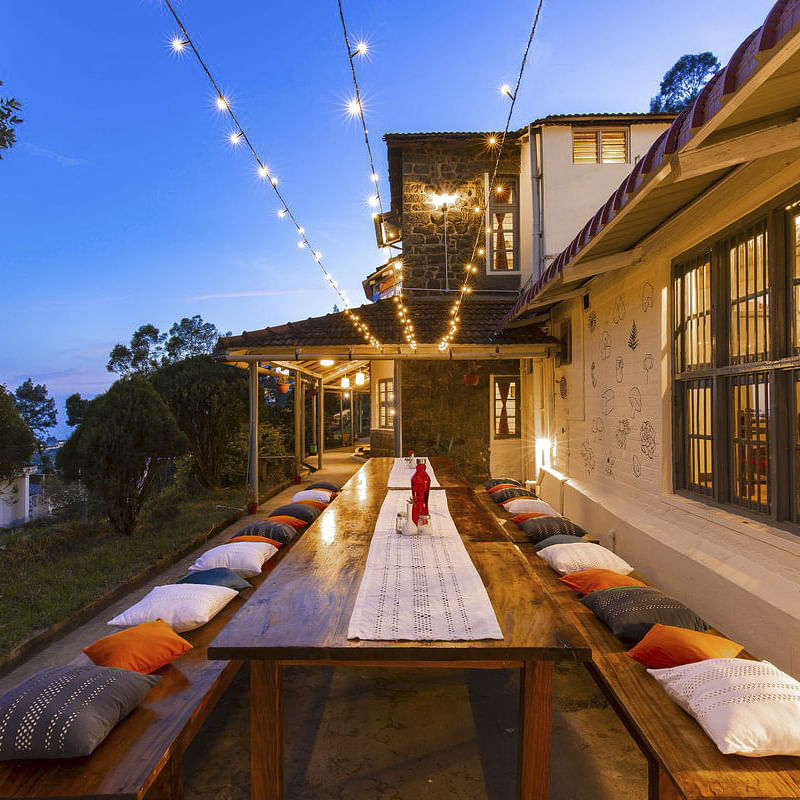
[0,0,774,436]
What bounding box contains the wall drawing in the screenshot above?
[640,420,657,459]
[615,357,624,383]
[612,295,626,325]
[601,388,615,416]
[629,386,642,417]
[591,361,597,388]
[628,320,640,350]
[632,454,642,478]
[615,418,631,449]
[600,331,611,360]
[581,441,596,475]
[643,353,654,383]
[642,282,654,313]
[588,310,597,332]
[605,453,616,478]
[592,417,604,441]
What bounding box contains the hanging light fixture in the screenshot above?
[320,359,335,367]
[355,371,366,386]
[341,376,351,389]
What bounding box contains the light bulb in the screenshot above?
[229,131,242,146]
[320,359,335,367]
[346,97,361,117]
[354,40,368,57]
[216,95,229,111]
[297,241,305,249]
[500,83,513,98]
[257,165,269,179]
[368,195,379,208]
[278,209,286,218]
[370,172,379,182]
[355,372,366,386]
[170,36,187,53]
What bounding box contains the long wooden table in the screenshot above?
[208,458,591,799]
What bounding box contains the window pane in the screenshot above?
[601,130,628,163]
[730,372,771,515]
[572,130,598,164]
[795,373,800,521]
[728,222,769,364]
[674,252,712,372]
[494,379,519,438]
[684,379,713,496]
[794,214,800,353]
[492,212,515,271]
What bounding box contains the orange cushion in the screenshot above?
[228,535,282,548]
[559,569,646,596]
[488,483,520,494]
[297,500,327,511]
[268,515,307,530]
[626,624,743,669]
[510,512,557,524]
[83,619,192,673]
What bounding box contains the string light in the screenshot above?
[437,0,543,351]
[159,0,383,350]
[336,0,416,350]
[216,95,229,111]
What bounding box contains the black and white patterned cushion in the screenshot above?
[484,477,522,489]
[581,587,709,643]
[239,521,298,544]
[491,488,536,503]
[519,516,587,544]
[0,666,158,760]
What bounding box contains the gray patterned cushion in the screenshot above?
[491,488,536,503]
[519,517,587,544]
[307,481,340,492]
[532,533,586,551]
[268,503,319,523]
[485,477,522,489]
[581,587,709,643]
[0,666,158,760]
[239,521,298,544]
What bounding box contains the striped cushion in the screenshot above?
[484,477,523,489]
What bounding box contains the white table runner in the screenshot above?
[387,457,441,489]
[348,490,503,641]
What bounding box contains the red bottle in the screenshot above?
[411,462,431,524]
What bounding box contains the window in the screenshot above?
[572,129,629,164]
[672,194,800,532]
[378,378,394,429]
[487,177,519,272]
[493,377,519,438]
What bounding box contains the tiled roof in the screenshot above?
[219,297,554,350]
[499,0,800,330]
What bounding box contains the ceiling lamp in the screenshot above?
[320,359,335,367]
[355,371,366,386]
[341,376,351,389]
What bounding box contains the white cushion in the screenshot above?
[502,498,560,516]
[292,489,333,504]
[107,584,236,633]
[188,541,277,578]
[648,658,800,756]
[537,542,633,575]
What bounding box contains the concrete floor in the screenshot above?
[1,446,648,798]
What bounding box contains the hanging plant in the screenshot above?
[463,373,480,386]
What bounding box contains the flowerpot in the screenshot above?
[278,383,290,394]
[463,373,479,386]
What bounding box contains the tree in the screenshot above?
[649,52,721,113]
[65,393,90,427]
[151,356,248,489]
[58,378,188,535]
[14,379,57,442]
[107,316,223,375]
[0,81,23,159]
[0,386,36,483]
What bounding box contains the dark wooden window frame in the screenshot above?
[486,175,520,275]
[493,375,520,440]
[672,186,800,534]
[378,378,394,430]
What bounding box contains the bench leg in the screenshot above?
[147,756,183,800]
[251,660,281,800]
[519,660,553,800]
[648,760,683,800]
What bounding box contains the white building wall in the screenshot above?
[0,473,31,528]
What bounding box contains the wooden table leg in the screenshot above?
[251,660,281,800]
[519,660,553,800]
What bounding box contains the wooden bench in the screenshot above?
[0,521,296,800]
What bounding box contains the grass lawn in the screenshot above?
[0,484,249,659]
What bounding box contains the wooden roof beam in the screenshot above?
[560,247,643,283]
[671,118,800,182]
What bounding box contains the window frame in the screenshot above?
[492,375,520,440]
[571,127,630,165]
[671,189,800,534]
[377,378,394,430]
[485,175,520,275]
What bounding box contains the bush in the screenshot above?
[0,386,36,483]
[57,377,188,536]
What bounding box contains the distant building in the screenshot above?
[0,467,34,528]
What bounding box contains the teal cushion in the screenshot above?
[177,567,251,591]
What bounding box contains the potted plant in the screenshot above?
[277,375,290,394]
[463,373,479,386]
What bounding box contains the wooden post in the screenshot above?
[248,362,259,507]
[317,377,324,470]
[519,660,553,800]
[294,370,302,480]
[350,390,355,445]
[393,360,402,457]
[339,391,344,447]
[251,660,281,800]
[311,387,317,453]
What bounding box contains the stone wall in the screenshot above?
[398,139,521,294]
[370,428,394,457]
[400,359,520,483]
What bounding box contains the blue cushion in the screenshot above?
[239,521,298,545]
[307,481,340,492]
[485,477,523,489]
[268,503,319,523]
[177,567,252,591]
[532,533,587,552]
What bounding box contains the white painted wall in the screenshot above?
[0,472,31,528]
[489,371,523,480]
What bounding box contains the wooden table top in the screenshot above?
[208,458,591,663]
